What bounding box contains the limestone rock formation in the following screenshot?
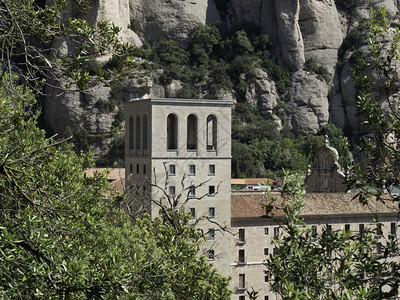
[129,0,220,43]
[244,68,282,129]
[288,70,329,135]
[42,0,400,158]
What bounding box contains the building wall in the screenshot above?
[125,98,233,276]
[230,212,400,300]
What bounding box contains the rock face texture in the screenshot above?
[44,0,400,156]
[129,0,220,43]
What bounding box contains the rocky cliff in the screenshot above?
[44,0,400,160]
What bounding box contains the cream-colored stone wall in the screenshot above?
[125,98,232,277]
[230,214,400,300]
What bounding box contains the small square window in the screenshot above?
[189,164,196,175]
[377,242,382,254]
[264,248,269,256]
[238,249,245,263]
[265,296,269,300]
[169,164,176,176]
[264,227,269,235]
[207,249,215,260]
[208,229,215,240]
[377,223,383,235]
[208,207,215,218]
[238,229,245,242]
[189,185,196,197]
[274,227,279,238]
[169,186,176,196]
[189,208,195,219]
[312,225,317,238]
[143,164,146,174]
[208,164,215,175]
[239,296,245,300]
[391,222,397,235]
[239,274,245,289]
[208,185,215,196]
[136,164,140,174]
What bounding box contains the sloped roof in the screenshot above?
[231,192,399,219]
[84,168,125,181]
[84,168,125,194]
[231,178,274,185]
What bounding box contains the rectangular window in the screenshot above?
[239,274,245,289]
[238,249,245,263]
[238,229,245,243]
[264,248,269,256]
[239,296,245,300]
[208,229,215,240]
[208,164,215,175]
[130,164,133,173]
[169,164,176,176]
[377,242,382,254]
[327,224,332,233]
[359,223,365,233]
[169,186,176,196]
[274,227,279,238]
[207,249,215,260]
[265,275,269,282]
[208,185,215,196]
[264,227,269,235]
[189,185,196,198]
[189,208,195,219]
[189,164,196,175]
[345,224,350,233]
[377,223,383,236]
[312,226,317,238]
[208,207,215,218]
[136,164,140,174]
[143,164,146,174]
[391,222,397,235]
[265,296,269,300]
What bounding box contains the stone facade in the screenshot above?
[125,97,233,276]
[304,138,347,193]
[230,192,400,300]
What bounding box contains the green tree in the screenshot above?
[266,8,400,300]
[265,173,399,299]
[0,0,131,92]
[350,7,400,203]
[0,79,230,299]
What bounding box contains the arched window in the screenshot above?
[143,115,148,150]
[187,114,198,150]
[136,116,141,150]
[167,114,178,149]
[129,116,134,150]
[207,115,217,150]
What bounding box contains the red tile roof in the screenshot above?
[231,178,274,185]
[231,192,399,219]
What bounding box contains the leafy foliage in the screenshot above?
[0,75,231,298]
[265,173,400,299]
[350,7,400,202]
[231,102,349,178]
